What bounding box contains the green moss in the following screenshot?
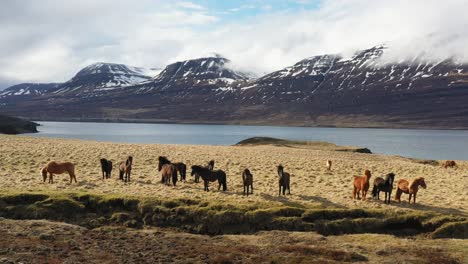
[432,221,468,239]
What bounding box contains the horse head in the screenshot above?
[191,165,200,176]
[126,156,133,166]
[207,160,215,170]
[386,173,395,185]
[418,177,427,189]
[364,170,371,179]
[158,156,170,171]
[277,165,284,178]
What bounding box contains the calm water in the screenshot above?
[24,121,468,160]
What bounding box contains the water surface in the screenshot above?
[25,121,468,160]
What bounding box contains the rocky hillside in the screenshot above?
[1,45,468,128]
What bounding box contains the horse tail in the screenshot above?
[221,171,227,191]
[172,167,178,186]
[372,183,378,197]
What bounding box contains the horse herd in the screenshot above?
[352,170,427,204]
[40,158,459,203]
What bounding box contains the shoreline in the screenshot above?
[23,117,468,131]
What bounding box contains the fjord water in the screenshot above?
[27,121,468,160]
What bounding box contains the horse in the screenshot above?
[277,165,291,196]
[352,170,372,201]
[191,165,227,192]
[41,161,77,184]
[100,158,112,179]
[173,162,187,182]
[158,156,183,185]
[395,177,427,204]
[242,169,253,196]
[119,156,133,182]
[326,160,332,171]
[194,160,215,183]
[443,160,458,169]
[371,173,395,204]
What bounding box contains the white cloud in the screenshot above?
[1,0,468,88]
[176,1,206,10]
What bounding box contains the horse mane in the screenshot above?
[409,177,424,189]
[126,156,133,166]
[384,173,395,185]
[159,156,170,163]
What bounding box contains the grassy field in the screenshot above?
[0,135,467,263]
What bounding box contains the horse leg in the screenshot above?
[287,184,291,195]
[243,185,246,196]
[408,193,412,204]
[49,173,54,184]
[251,183,253,194]
[279,185,281,196]
[413,193,417,204]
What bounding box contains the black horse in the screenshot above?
[173,163,187,182]
[277,165,290,196]
[100,158,112,179]
[372,172,395,204]
[242,168,253,196]
[194,160,215,183]
[191,165,227,192]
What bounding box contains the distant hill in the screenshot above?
[0,114,38,134]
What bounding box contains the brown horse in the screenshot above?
[277,165,290,196]
[443,160,458,169]
[161,164,178,186]
[352,170,372,201]
[242,168,253,196]
[119,156,133,182]
[395,177,427,204]
[326,160,332,171]
[41,161,77,184]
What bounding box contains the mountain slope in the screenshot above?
[1,46,468,128]
[53,62,153,95]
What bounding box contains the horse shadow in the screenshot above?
[389,201,467,216]
[297,195,347,209]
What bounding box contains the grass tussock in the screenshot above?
[278,244,368,262]
[0,192,466,238]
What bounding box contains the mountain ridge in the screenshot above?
[1,45,468,129]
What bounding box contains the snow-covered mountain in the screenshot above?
[134,56,251,94]
[2,46,468,128]
[52,62,154,95]
[0,83,61,97]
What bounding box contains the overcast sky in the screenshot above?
[1,0,467,89]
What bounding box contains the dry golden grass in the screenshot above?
[0,135,467,216]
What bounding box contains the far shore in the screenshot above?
[22,117,468,131]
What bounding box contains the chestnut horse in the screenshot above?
[277,165,291,196]
[100,158,112,179]
[395,177,427,204]
[158,156,182,185]
[443,160,458,169]
[371,173,395,204]
[119,156,133,182]
[242,168,253,196]
[326,160,332,171]
[41,161,77,184]
[352,170,372,201]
